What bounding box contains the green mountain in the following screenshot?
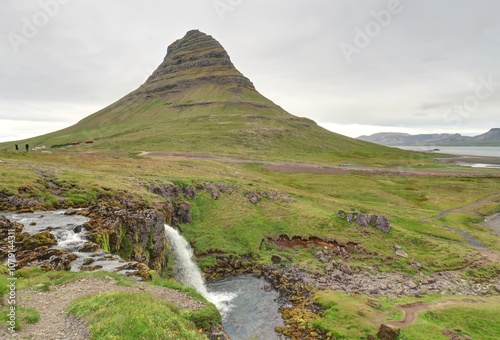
[3,30,406,162]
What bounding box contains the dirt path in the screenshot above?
[0,276,204,339]
[390,301,459,328]
[435,193,500,219]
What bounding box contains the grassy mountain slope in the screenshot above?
[1,30,410,163]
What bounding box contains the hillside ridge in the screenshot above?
[358,128,500,146]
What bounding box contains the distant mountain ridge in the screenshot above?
[357,129,500,146]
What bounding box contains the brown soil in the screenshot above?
[0,276,204,339]
[390,301,457,327]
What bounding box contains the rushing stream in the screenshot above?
[1,210,138,275]
[164,225,285,339]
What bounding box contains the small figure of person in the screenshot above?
[15,144,18,151]
[25,143,29,152]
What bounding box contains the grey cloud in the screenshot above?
[1,0,499,142]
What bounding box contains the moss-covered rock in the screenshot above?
[21,232,57,250]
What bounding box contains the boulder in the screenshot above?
[395,249,408,258]
[21,232,57,250]
[64,208,77,215]
[271,254,282,264]
[375,215,391,233]
[79,242,100,252]
[182,186,197,200]
[245,192,261,204]
[377,324,400,340]
[354,213,376,227]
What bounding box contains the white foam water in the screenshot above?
[164,224,236,317]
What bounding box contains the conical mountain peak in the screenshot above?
[9,30,385,162]
[134,29,255,99]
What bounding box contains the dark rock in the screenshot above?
[346,213,355,223]
[0,215,24,235]
[271,254,282,264]
[340,263,353,275]
[73,225,83,233]
[82,258,95,265]
[375,215,391,233]
[21,232,57,250]
[29,221,37,226]
[16,247,77,271]
[105,208,166,272]
[354,213,376,227]
[175,202,192,224]
[150,183,179,201]
[79,264,103,272]
[182,186,197,200]
[215,182,229,193]
[79,242,100,252]
[377,323,400,340]
[203,183,220,200]
[0,191,43,210]
[244,192,260,204]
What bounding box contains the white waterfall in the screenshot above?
[164,225,236,317]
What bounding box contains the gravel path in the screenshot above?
[0,276,204,339]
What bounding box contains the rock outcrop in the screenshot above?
[337,210,391,233]
[85,197,167,273]
[133,29,255,99]
[0,190,43,211]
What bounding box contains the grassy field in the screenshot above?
[1,149,499,337]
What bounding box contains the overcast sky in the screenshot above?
[1,0,499,142]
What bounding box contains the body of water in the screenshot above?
[165,225,284,339]
[208,275,285,340]
[395,146,500,157]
